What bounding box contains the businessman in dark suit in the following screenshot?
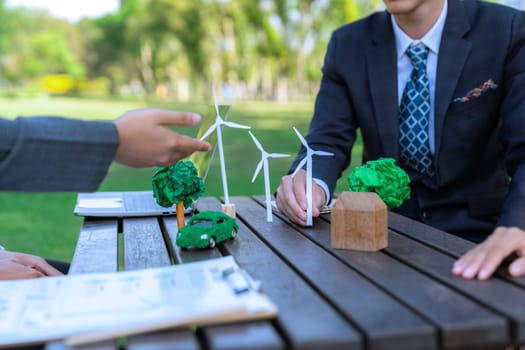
[276,0,525,279]
[0,108,211,280]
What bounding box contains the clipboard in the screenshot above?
[0,256,277,348]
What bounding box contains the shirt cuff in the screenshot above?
[313,178,331,206]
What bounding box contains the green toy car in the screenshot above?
[176,210,239,249]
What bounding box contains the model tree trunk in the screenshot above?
[176,201,185,229]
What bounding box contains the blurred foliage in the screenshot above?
[0,0,515,100]
[41,75,75,94]
[0,0,383,101]
[40,75,111,96]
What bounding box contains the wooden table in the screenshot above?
[49,195,525,350]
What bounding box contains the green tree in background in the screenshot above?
[0,0,517,100]
[1,8,84,83]
[0,0,9,55]
[0,0,379,98]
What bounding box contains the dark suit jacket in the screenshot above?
[290,0,525,241]
[0,116,118,192]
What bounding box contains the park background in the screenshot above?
[0,0,522,262]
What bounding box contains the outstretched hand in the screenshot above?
[275,169,326,226]
[0,251,62,280]
[452,226,525,280]
[114,109,211,168]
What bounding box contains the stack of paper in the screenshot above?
[0,256,277,347]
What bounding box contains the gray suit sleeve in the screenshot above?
[0,116,119,192]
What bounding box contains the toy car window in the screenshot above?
[192,219,213,227]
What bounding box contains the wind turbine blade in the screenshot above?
[293,127,309,148]
[291,157,307,177]
[248,131,263,151]
[313,150,334,157]
[269,153,290,158]
[223,121,251,129]
[251,160,263,182]
[212,86,220,118]
[199,124,217,141]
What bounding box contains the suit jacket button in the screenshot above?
[421,211,430,220]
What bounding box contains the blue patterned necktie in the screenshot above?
[399,44,434,176]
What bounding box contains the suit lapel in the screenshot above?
[433,0,472,161]
[366,12,399,158]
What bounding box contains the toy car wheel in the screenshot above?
[231,230,237,239]
[208,237,216,248]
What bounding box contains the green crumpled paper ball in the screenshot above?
[347,157,410,210]
[152,161,205,208]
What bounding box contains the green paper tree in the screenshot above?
[152,161,205,229]
[347,157,410,210]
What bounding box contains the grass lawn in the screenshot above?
[0,96,362,262]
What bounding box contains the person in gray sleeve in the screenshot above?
[0,108,211,280]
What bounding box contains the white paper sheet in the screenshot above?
[0,256,276,347]
[77,198,123,208]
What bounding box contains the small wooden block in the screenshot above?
[330,191,387,251]
[222,203,236,218]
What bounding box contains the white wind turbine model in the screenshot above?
[249,131,290,222]
[200,87,251,206]
[291,127,334,226]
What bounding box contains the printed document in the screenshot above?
[0,256,277,347]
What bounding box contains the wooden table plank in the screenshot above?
[205,322,285,350]
[127,330,200,350]
[388,212,525,289]
[386,231,525,346]
[289,207,511,349]
[69,218,118,274]
[244,196,437,350]
[196,197,361,350]
[122,217,171,270]
[161,213,284,350]
[121,217,202,349]
[317,223,507,348]
[46,340,118,350]
[47,218,120,350]
[258,196,512,349]
[61,195,523,350]
[387,212,475,257]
